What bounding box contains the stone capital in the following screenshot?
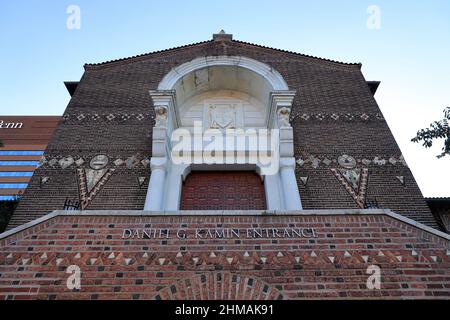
[268,90,296,128]
[149,90,180,128]
[279,157,297,170]
[150,157,168,171]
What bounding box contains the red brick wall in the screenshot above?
[0,211,449,300]
[181,171,266,210]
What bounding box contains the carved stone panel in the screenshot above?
[204,100,244,129]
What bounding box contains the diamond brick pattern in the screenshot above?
[38,154,149,169]
[63,113,152,123]
[296,155,407,168]
[292,113,382,122]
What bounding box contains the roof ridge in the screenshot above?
[232,39,361,67]
[84,38,361,69]
[84,39,213,68]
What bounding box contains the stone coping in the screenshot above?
[1,208,449,241]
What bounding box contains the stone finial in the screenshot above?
[213,30,232,41]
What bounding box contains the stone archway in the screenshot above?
[158,56,289,92]
[144,56,302,212]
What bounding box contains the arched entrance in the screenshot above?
[144,56,302,211]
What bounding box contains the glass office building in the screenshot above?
[0,116,60,200]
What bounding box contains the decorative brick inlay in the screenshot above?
[155,272,284,300]
[77,168,115,209]
[62,113,153,123]
[290,113,384,122]
[0,212,449,300]
[296,155,407,169]
[330,168,369,208]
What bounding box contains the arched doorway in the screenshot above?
[144,56,302,211]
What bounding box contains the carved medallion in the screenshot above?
[89,155,109,170]
[338,154,356,169]
[209,104,237,129]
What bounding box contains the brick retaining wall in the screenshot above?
[1,210,449,300]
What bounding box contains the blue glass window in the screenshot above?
[0,172,33,177]
[0,183,28,188]
[0,196,17,201]
[0,161,39,166]
[0,151,44,156]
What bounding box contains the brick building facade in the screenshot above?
[0,32,448,300]
[0,116,60,200]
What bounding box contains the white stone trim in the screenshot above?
[143,157,168,210]
[268,91,296,128]
[279,157,302,210]
[2,209,449,241]
[158,56,289,91]
[146,56,299,212]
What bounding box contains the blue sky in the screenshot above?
[0,0,449,196]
